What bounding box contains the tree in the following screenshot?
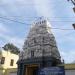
[3,43,20,54]
[67,0,75,5]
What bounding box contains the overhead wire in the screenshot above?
[0,16,74,31]
[1,16,75,18]
[0,1,66,5]
[0,16,30,25]
[0,16,75,20]
[0,16,75,23]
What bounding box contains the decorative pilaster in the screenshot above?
[17,62,25,75]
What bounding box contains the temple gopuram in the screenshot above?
[17,18,61,75]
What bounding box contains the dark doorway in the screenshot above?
[52,60,57,66]
[33,68,38,75]
[25,64,39,75]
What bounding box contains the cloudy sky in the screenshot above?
[0,0,75,63]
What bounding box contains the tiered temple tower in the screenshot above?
[17,18,61,75]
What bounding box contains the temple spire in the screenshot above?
[31,17,51,28]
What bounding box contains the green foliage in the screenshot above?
[3,43,20,55]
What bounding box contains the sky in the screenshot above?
[0,0,75,63]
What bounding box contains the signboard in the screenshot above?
[38,66,65,75]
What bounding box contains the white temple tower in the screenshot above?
[22,18,60,60]
[17,18,61,75]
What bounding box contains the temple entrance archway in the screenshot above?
[25,64,39,75]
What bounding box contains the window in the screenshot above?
[42,21,43,23]
[42,37,44,43]
[44,20,46,23]
[10,59,14,66]
[1,57,5,64]
[33,38,36,43]
[31,51,34,57]
[40,22,41,24]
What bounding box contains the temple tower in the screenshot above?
[17,18,61,75]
